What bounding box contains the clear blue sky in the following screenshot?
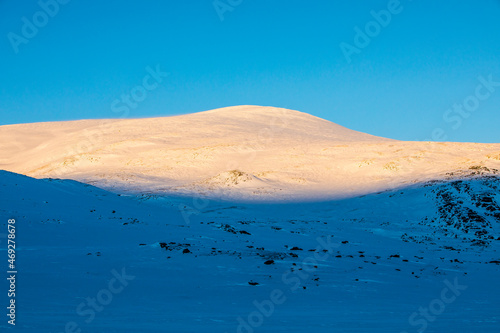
[1,0,499,142]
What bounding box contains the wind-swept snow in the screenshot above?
[1,106,499,332]
[1,105,499,200]
[0,170,499,332]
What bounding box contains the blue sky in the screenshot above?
[1,0,499,142]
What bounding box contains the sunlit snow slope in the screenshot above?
[1,105,499,199]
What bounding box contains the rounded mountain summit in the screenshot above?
[0,105,499,200]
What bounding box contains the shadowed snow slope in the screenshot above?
[1,105,499,200]
[1,170,499,332]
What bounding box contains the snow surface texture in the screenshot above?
[1,105,500,200]
[1,170,499,332]
[0,106,499,332]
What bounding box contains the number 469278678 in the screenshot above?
[7,219,15,269]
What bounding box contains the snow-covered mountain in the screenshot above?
[1,105,499,200]
[1,106,499,332]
